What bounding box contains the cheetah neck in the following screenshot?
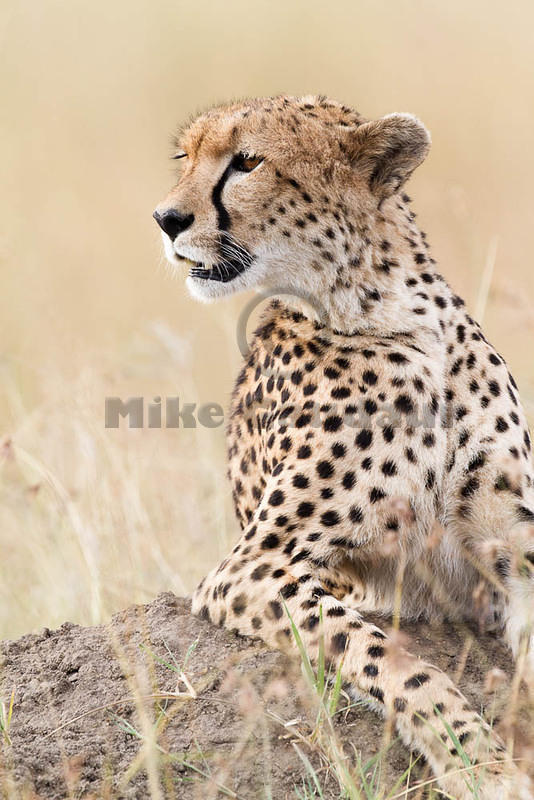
[277,194,454,341]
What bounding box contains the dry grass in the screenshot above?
[0,329,237,637]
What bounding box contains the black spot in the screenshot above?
[297,445,312,459]
[321,510,340,527]
[324,416,343,433]
[269,490,285,506]
[269,600,283,619]
[362,370,378,386]
[317,460,334,479]
[244,525,257,541]
[332,442,346,458]
[355,429,373,450]
[364,399,378,415]
[367,645,385,658]
[395,394,414,414]
[331,386,351,400]
[517,506,534,523]
[331,632,348,654]
[363,664,379,677]
[461,477,479,498]
[495,556,510,579]
[368,686,384,703]
[324,366,340,380]
[227,585,247,614]
[261,534,280,550]
[388,352,409,364]
[370,487,386,503]
[458,429,470,447]
[382,425,395,443]
[405,448,417,463]
[297,501,315,518]
[413,377,425,393]
[495,416,509,433]
[381,460,397,477]
[327,606,346,617]
[468,452,486,471]
[349,506,363,523]
[251,564,270,581]
[342,471,356,490]
[404,672,430,689]
[280,582,299,599]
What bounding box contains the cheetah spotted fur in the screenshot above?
[154,95,534,799]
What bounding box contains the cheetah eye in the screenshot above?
[171,151,187,160]
[232,153,264,173]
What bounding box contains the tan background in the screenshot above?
[1,0,534,638]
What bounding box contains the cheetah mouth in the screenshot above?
[188,260,248,283]
[176,256,230,282]
[176,237,255,284]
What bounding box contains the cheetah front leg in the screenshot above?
[192,488,532,799]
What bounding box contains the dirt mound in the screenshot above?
[0,593,526,799]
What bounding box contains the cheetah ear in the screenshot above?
[348,113,431,198]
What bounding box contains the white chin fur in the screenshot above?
[186,275,220,302]
[185,260,268,302]
[185,273,249,302]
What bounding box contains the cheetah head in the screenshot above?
[154,95,430,311]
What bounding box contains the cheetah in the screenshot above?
[154,95,534,799]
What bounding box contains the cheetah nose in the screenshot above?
[153,208,195,241]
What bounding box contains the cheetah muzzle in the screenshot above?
[154,94,534,800]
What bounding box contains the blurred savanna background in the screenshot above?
[1,0,534,640]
